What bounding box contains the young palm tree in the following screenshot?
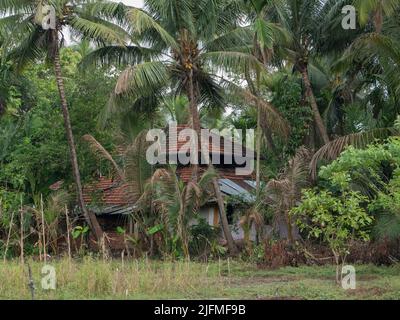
[244,0,290,196]
[265,147,311,242]
[137,167,216,258]
[83,0,290,254]
[0,0,128,242]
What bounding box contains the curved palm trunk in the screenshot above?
[53,32,104,244]
[187,69,237,255]
[256,103,262,197]
[188,69,200,182]
[245,71,263,197]
[301,67,330,145]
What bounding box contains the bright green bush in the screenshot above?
[292,189,373,282]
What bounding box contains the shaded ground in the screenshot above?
[0,258,399,299]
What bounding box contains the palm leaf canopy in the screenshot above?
[0,0,130,69]
[81,0,295,140]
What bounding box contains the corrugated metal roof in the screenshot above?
[91,205,136,216]
[244,180,256,188]
[219,179,255,202]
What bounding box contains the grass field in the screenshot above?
[1,257,399,300]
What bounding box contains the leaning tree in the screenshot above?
[0,0,129,242]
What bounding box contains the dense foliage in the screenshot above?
[1,0,400,265]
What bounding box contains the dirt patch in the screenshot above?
[257,296,305,300]
[227,276,298,287]
[313,274,379,281]
[347,287,387,297]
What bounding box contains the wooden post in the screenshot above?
[27,263,35,300]
[41,194,46,263]
[20,207,24,265]
[65,205,72,261]
[3,211,14,262]
[128,216,133,234]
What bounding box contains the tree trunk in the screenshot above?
[301,67,330,145]
[255,102,262,197]
[188,69,200,182]
[333,249,340,284]
[187,69,237,255]
[53,31,104,243]
[212,179,238,255]
[244,71,262,197]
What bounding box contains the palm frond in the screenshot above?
[79,45,159,68]
[78,0,128,25]
[126,7,178,49]
[234,85,291,139]
[82,134,125,180]
[355,0,400,27]
[69,15,127,45]
[114,61,169,97]
[6,24,48,70]
[204,26,253,52]
[124,130,152,197]
[265,147,311,237]
[202,51,264,74]
[0,0,34,14]
[310,128,398,180]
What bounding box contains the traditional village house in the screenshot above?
[82,124,258,250]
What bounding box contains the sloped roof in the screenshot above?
[83,173,256,211]
[162,124,255,160]
[83,177,132,207]
[83,124,256,212]
[176,166,255,184]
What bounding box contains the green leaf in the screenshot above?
[116,226,125,234]
[147,223,164,235]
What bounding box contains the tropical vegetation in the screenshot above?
[1,0,400,292]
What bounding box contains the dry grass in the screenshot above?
[1,258,400,300]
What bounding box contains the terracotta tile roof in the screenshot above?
[176,166,255,184]
[83,125,255,208]
[162,124,254,159]
[83,177,132,206]
[49,180,64,191]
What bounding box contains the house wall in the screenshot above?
[189,205,215,226]
[231,220,257,242]
[191,204,257,242]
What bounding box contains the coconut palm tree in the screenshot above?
[243,0,290,196]
[83,0,291,254]
[308,1,400,177]
[0,0,129,242]
[276,0,333,145]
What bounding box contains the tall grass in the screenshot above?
[0,257,229,299]
[1,258,400,299]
